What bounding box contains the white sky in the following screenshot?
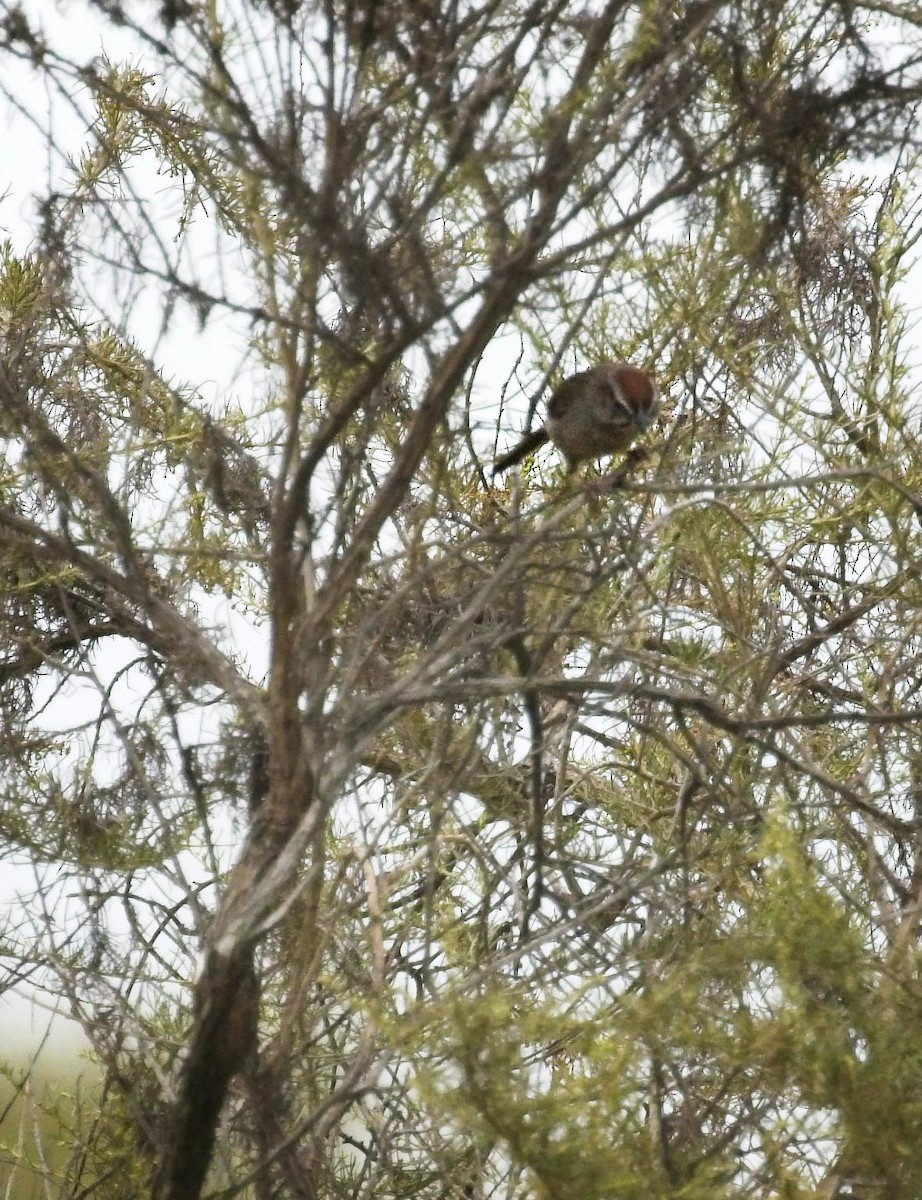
[3,0,922,1087]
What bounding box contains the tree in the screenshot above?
[3,1,922,1196]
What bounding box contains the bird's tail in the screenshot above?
[491,427,549,475]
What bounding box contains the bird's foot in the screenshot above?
[584,446,649,496]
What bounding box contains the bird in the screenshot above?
[492,362,660,476]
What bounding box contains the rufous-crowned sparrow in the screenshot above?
[492,361,659,475]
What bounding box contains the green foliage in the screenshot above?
[4,1,922,1197]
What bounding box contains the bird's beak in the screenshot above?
[633,409,652,432]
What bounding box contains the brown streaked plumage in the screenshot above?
[492,362,659,475]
